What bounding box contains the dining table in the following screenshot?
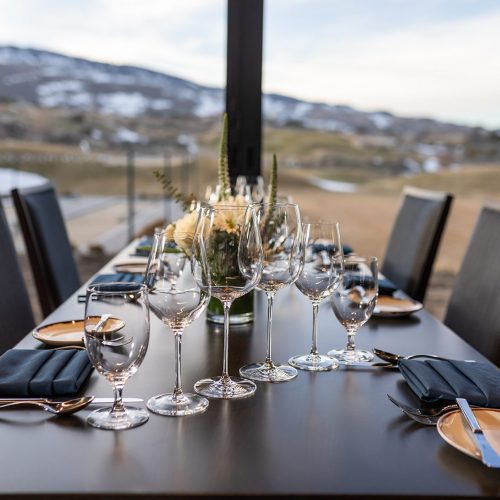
[3,241,500,498]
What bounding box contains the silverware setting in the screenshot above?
[387,394,465,425]
[0,397,144,415]
[373,348,476,365]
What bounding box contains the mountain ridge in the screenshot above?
[0,45,484,136]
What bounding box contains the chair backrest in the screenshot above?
[11,182,80,316]
[444,203,500,366]
[381,186,453,302]
[0,199,35,353]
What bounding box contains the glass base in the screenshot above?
[147,392,209,417]
[328,348,375,363]
[239,361,298,383]
[87,406,149,430]
[288,353,339,371]
[194,375,257,399]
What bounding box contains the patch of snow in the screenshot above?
[195,91,223,117]
[97,92,149,117]
[37,80,83,96]
[423,157,441,172]
[308,176,357,193]
[150,99,172,111]
[177,134,199,155]
[369,113,394,130]
[113,127,147,144]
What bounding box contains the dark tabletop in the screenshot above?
[3,249,500,498]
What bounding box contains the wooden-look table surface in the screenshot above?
[3,245,500,498]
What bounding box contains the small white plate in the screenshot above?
[437,408,500,461]
[33,317,125,347]
[113,262,148,274]
[373,296,423,317]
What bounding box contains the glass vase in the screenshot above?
[206,291,254,324]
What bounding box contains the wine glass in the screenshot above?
[146,229,210,416]
[84,283,150,430]
[289,222,344,371]
[193,204,263,399]
[240,202,304,382]
[328,256,378,363]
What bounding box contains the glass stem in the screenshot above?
[265,292,275,366]
[111,383,125,415]
[222,300,232,379]
[346,327,357,352]
[310,301,320,355]
[173,330,184,398]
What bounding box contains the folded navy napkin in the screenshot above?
[344,275,398,296]
[0,349,93,397]
[398,358,500,407]
[312,243,354,256]
[91,273,145,285]
[133,236,153,256]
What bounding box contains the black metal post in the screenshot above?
[126,146,135,241]
[226,0,264,183]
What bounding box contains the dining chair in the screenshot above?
[0,199,36,353]
[11,182,81,317]
[444,203,500,366]
[381,186,453,302]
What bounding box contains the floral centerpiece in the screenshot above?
[155,114,278,324]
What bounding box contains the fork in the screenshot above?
[387,394,463,425]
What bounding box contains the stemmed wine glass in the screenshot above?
[240,202,304,382]
[289,222,344,371]
[193,205,263,399]
[328,256,378,363]
[145,229,210,416]
[84,283,150,430]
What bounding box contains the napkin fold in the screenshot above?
[343,275,398,296]
[91,273,145,285]
[398,358,500,407]
[133,236,153,256]
[0,349,93,397]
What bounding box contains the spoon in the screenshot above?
[0,396,94,415]
[373,348,475,365]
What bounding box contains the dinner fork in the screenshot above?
[387,394,463,426]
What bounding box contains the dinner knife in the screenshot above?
[456,398,500,468]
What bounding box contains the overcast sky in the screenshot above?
[0,0,499,128]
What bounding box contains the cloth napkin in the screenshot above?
[91,273,145,285]
[133,236,153,256]
[398,358,500,407]
[343,275,398,296]
[312,243,354,256]
[0,349,93,397]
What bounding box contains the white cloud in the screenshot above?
[263,9,500,127]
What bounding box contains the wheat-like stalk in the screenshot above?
[218,113,230,200]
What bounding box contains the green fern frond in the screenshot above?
[153,170,195,212]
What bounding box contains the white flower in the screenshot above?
[210,195,248,233]
[173,211,198,251]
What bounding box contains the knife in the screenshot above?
[456,398,500,468]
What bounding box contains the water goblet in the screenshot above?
[146,229,210,416]
[84,283,150,430]
[328,256,378,363]
[193,204,263,398]
[240,202,304,382]
[289,222,343,371]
